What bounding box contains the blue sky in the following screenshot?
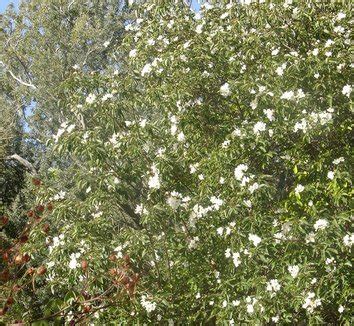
[0,0,19,12]
[192,0,201,11]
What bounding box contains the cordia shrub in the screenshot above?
[2,1,352,324]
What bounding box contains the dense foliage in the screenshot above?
[1,1,352,325]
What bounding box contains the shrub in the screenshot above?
[1,1,352,324]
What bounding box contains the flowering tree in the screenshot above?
[1,1,352,324]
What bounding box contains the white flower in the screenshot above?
[103,41,110,47]
[271,48,280,56]
[288,265,299,278]
[327,171,334,180]
[250,99,257,110]
[294,184,304,194]
[244,199,252,208]
[314,219,328,231]
[246,304,254,314]
[53,190,66,201]
[234,164,248,181]
[337,63,345,72]
[232,300,240,306]
[47,261,55,268]
[294,119,307,133]
[343,233,354,247]
[210,196,223,210]
[177,132,185,142]
[171,123,177,136]
[135,204,147,215]
[147,38,155,46]
[68,255,78,269]
[141,295,156,313]
[225,248,231,258]
[240,0,252,5]
[188,236,199,249]
[264,109,274,121]
[249,234,261,246]
[249,182,259,194]
[196,292,201,299]
[305,232,316,243]
[129,49,137,57]
[183,41,191,49]
[342,84,352,97]
[338,305,344,313]
[253,121,266,135]
[220,83,231,97]
[232,128,242,137]
[53,125,64,142]
[148,165,160,189]
[102,93,113,102]
[222,140,230,148]
[148,174,160,189]
[189,163,198,174]
[109,133,119,146]
[167,193,182,210]
[336,12,346,20]
[312,48,319,56]
[86,93,96,104]
[333,25,345,34]
[276,63,286,76]
[232,252,241,267]
[333,157,344,165]
[325,51,332,57]
[280,90,294,100]
[296,89,305,99]
[241,176,250,187]
[66,124,75,133]
[325,39,334,48]
[272,316,279,323]
[266,279,281,293]
[217,227,224,236]
[141,63,152,76]
[196,24,204,34]
[302,292,321,313]
[325,257,335,265]
[139,119,147,128]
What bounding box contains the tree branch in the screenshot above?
[0,61,37,89]
[5,154,37,175]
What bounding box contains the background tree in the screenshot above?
[0,0,135,322]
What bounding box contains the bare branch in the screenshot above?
[0,61,37,89]
[5,154,37,175]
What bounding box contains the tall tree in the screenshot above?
[0,0,131,143]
